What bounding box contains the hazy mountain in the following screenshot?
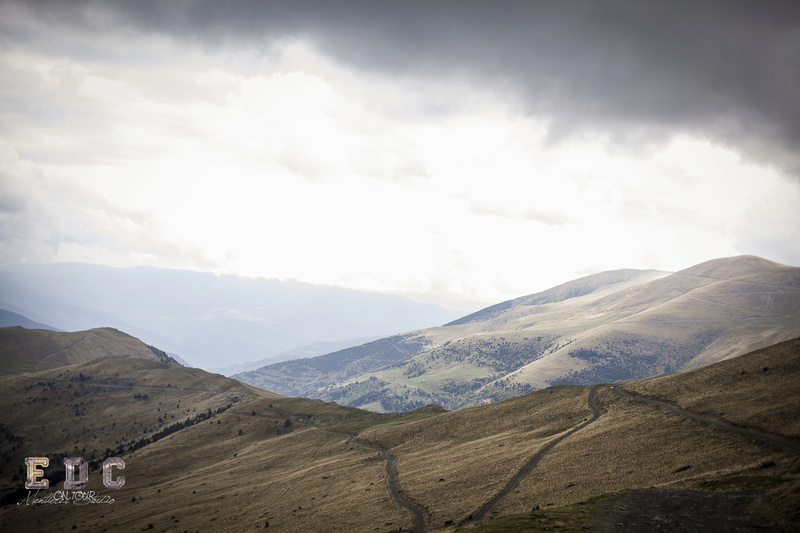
[166,352,192,368]
[0,263,465,368]
[0,309,59,331]
[208,336,383,376]
[237,255,800,411]
[0,326,179,375]
[0,335,797,531]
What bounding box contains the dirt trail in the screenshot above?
[346,435,426,533]
[609,386,800,453]
[467,384,603,523]
[309,427,426,533]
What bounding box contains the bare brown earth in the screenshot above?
[1,337,798,532]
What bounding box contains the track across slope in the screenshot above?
[467,384,603,523]
[610,386,800,453]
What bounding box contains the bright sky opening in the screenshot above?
[1,1,799,308]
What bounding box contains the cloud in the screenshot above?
[1,1,798,306]
[9,0,794,175]
[471,202,571,227]
[0,144,212,269]
[735,177,800,267]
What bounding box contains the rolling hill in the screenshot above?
[0,327,179,375]
[237,255,800,411]
[0,334,797,531]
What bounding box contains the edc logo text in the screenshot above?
[24,457,126,490]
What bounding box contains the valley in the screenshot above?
[1,330,798,531]
[3,0,798,529]
[0,255,798,531]
[0,263,464,369]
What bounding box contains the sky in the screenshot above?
[1,0,799,308]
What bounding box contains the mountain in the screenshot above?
[208,336,383,376]
[0,327,180,375]
[236,255,800,411]
[0,263,465,368]
[0,309,59,331]
[0,335,797,531]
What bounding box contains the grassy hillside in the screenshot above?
[235,332,433,397]
[0,356,263,501]
[0,327,178,375]
[237,255,800,412]
[1,338,798,531]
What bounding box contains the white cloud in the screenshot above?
[0,144,211,270]
[1,11,798,307]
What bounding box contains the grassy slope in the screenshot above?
[0,327,169,375]
[0,356,264,500]
[449,338,800,532]
[628,337,800,441]
[305,256,800,411]
[1,338,798,531]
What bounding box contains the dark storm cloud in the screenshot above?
[9,0,800,173]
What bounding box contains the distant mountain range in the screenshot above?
[236,255,800,411]
[0,263,464,368]
[0,308,59,331]
[207,336,384,376]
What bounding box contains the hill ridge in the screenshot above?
[236,255,800,412]
[0,326,180,375]
[445,268,667,326]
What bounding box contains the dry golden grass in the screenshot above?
[0,356,260,501]
[0,327,162,374]
[490,387,783,518]
[94,424,410,532]
[1,337,799,532]
[0,357,416,532]
[360,386,596,528]
[1,421,411,532]
[629,337,800,440]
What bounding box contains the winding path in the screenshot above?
[346,435,426,533]
[310,427,426,532]
[468,384,603,523]
[609,386,800,453]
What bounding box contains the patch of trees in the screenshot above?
[438,376,495,396]
[419,336,556,377]
[236,334,431,397]
[24,380,58,391]
[0,423,23,448]
[555,332,721,385]
[380,393,431,413]
[402,360,425,379]
[147,344,180,365]
[552,348,678,386]
[475,381,535,405]
[0,423,25,489]
[112,403,234,459]
[317,378,436,412]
